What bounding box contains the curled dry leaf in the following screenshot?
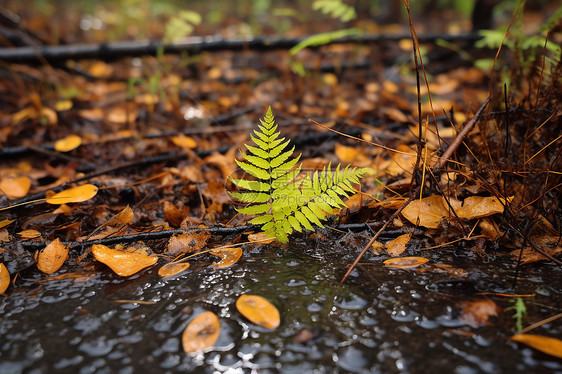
[158,262,190,278]
[247,232,275,244]
[111,205,134,225]
[456,196,509,220]
[0,263,9,294]
[0,176,31,199]
[210,247,242,268]
[385,233,412,257]
[182,311,220,353]
[383,257,429,269]
[45,184,98,205]
[92,244,158,277]
[236,294,280,329]
[35,238,68,274]
[54,135,82,152]
[166,231,209,256]
[510,334,562,359]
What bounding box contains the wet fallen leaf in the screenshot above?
[166,231,210,256]
[0,263,9,294]
[0,219,15,229]
[210,247,242,268]
[182,311,220,353]
[18,229,41,239]
[402,195,448,228]
[54,135,82,152]
[457,196,509,220]
[35,238,69,274]
[111,205,134,225]
[158,262,190,277]
[0,176,31,199]
[459,298,501,327]
[383,256,429,269]
[385,233,412,257]
[248,232,275,244]
[92,244,158,276]
[510,334,562,359]
[236,294,280,329]
[45,184,98,204]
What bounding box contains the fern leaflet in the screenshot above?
[229,107,367,243]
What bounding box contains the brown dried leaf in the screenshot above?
[35,238,68,274]
[18,229,41,239]
[112,205,134,225]
[0,263,9,294]
[182,311,221,353]
[457,196,509,220]
[0,176,31,199]
[166,232,210,256]
[402,195,449,228]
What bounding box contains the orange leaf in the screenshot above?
[54,135,82,152]
[112,205,134,225]
[0,219,15,229]
[383,256,429,269]
[510,334,562,359]
[459,298,501,327]
[35,238,69,274]
[45,184,98,204]
[158,262,190,277]
[385,233,412,257]
[182,311,221,353]
[335,143,361,163]
[172,133,197,149]
[248,232,275,244]
[92,244,158,277]
[18,229,41,239]
[0,263,9,294]
[236,294,280,329]
[210,247,242,268]
[54,100,73,111]
[402,195,448,228]
[457,196,509,220]
[0,176,31,199]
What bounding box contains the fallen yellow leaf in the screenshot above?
[0,263,9,294]
[158,262,190,277]
[182,311,220,353]
[54,135,82,152]
[385,233,412,257]
[247,232,275,244]
[383,256,429,269]
[0,176,31,199]
[92,244,158,276]
[112,205,134,225]
[210,247,242,268]
[172,133,197,149]
[46,184,98,204]
[0,219,15,229]
[18,229,41,239]
[35,238,69,274]
[402,195,448,228]
[236,294,280,329]
[457,195,508,220]
[510,334,562,359]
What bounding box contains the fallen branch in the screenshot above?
[0,33,482,64]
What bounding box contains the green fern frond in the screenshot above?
[312,0,357,22]
[228,106,366,243]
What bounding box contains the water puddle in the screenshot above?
[1,243,561,373]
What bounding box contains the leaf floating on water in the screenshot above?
[236,294,280,329]
[35,238,69,274]
[385,233,412,257]
[459,298,501,327]
[210,247,242,268]
[54,134,82,152]
[0,176,31,199]
[247,232,275,244]
[0,263,10,294]
[383,257,429,269]
[510,334,562,359]
[92,244,158,277]
[182,311,220,353]
[158,262,190,278]
[46,184,98,204]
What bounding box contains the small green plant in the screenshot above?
[163,10,202,44]
[312,0,356,22]
[229,107,367,243]
[507,297,527,332]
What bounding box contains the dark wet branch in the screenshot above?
[0,33,482,64]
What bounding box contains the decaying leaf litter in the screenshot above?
[0,0,561,370]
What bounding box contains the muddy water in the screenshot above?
[1,242,561,373]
